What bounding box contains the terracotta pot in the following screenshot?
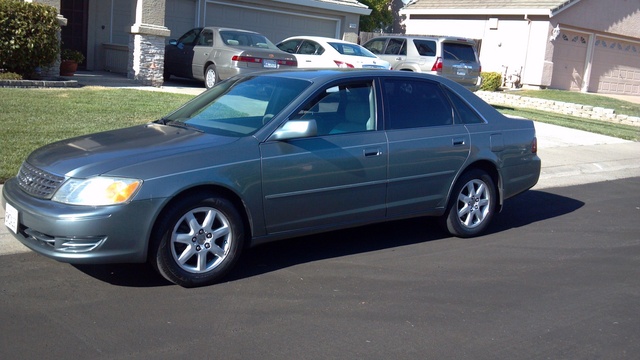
[60,60,78,76]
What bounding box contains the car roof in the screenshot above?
[201,26,263,34]
[366,35,476,44]
[280,36,354,45]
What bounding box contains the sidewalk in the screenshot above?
[68,70,206,96]
[2,71,640,255]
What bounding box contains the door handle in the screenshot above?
[364,148,382,157]
[453,138,466,146]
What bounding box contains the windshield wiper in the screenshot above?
[155,118,203,132]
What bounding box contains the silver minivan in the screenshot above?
[363,35,481,90]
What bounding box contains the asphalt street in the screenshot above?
[1,177,639,359]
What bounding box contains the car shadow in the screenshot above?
[71,189,583,287]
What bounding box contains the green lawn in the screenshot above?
[1,87,638,183]
[506,89,640,117]
[1,88,193,183]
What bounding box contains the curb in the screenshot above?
[0,78,79,88]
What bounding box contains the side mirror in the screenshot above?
[169,39,178,46]
[270,120,317,141]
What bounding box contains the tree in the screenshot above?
[359,0,393,33]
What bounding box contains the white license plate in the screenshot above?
[5,202,18,234]
[263,59,277,69]
[457,69,467,76]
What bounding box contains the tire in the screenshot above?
[204,64,218,89]
[443,169,496,238]
[152,193,244,287]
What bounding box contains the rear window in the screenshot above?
[329,42,377,58]
[413,39,436,56]
[442,43,477,62]
[220,31,275,49]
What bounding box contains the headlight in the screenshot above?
[52,177,142,206]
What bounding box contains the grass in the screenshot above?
[505,89,640,117]
[1,87,638,183]
[0,88,193,183]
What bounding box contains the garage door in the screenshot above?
[205,2,339,44]
[165,0,197,40]
[550,31,588,91]
[590,37,640,95]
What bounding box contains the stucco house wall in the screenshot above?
[400,0,640,94]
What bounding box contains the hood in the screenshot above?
[27,123,237,178]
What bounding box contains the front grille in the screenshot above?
[17,162,65,199]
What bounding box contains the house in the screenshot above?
[400,0,640,95]
[34,0,371,85]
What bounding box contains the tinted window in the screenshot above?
[299,40,324,55]
[293,81,375,135]
[413,39,436,56]
[444,88,485,124]
[383,79,453,129]
[278,39,301,53]
[363,38,386,54]
[385,38,406,55]
[197,29,213,46]
[177,28,201,46]
[442,43,477,62]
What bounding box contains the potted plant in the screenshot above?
[59,49,85,76]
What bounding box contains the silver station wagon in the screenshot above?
[2,70,540,287]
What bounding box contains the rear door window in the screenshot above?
[383,78,453,129]
[384,38,406,55]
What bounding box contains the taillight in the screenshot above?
[531,137,538,154]
[278,59,297,66]
[334,60,354,68]
[431,57,443,72]
[232,55,262,63]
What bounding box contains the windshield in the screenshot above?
[162,76,311,136]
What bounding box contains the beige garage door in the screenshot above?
[205,2,339,44]
[590,37,640,95]
[551,31,588,91]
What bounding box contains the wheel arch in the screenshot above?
[450,160,503,212]
[147,184,253,262]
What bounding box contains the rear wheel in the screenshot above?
[152,193,244,287]
[443,169,496,238]
[204,64,218,89]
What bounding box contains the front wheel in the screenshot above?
[443,169,497,238]
[152,193,244,287]
[204,64,218,89]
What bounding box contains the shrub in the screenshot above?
[61,49,84,64]
[0,0,60,78]
[0,71,22,80]
[480,72,502,92]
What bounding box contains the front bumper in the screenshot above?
[2,178,165,264]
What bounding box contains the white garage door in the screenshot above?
[205,2,339,43]
[590,37,640,95]
[551,31,588,91]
